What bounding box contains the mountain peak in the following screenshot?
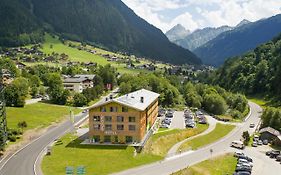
[166,24,190,42]
[236,19,251,27]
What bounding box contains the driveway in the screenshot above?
[25,98,42,105]
[169,111,185,129]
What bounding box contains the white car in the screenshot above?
[238,159,253,167]
[234,151,244,157]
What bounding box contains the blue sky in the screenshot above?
[122,0,281,32]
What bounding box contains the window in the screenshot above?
[104,135,111,142]
[129,125,136,131]
[93,116,100,122]
[100,107,106,112]
[105,124,112,131]
[129,116,136,122]
[117,116,124,122]
[122,106,128,112]
[93,124,100,130]
[110,107,118,112]
[105,116,112,122]
[125,136,133,143]
[117,125,124,131]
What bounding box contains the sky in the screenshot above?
[121,0,281,32]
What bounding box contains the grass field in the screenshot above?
[143,124,209,157]
[42,134,162,175]
[178,123,235,152]
[171,153,236,175]
[6,102,82,130]
[41,34,150,75]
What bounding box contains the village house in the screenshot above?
[88,89,159,145]
[259,126,281,146]
[62,74,95,93]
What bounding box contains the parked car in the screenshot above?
[251,141,257,147]
[249,123,255,128]
[238,159,253,167]
[233,171,251,175]
[238,155,253,162]
[253,135,259,142]
[270,150,280,158]
[231,140,245,149]
[276,155,281,161]
[257,140,263,145]
[186,122,196,128]
[160,123,170,128]
[235,166,251,173]
[266,150,273,156]
[234,151,245,157]
[263,139,268,145]
[198,119,207,124]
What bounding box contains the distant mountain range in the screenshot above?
[0,0,201,65]
[165,24,190,42]
[173,26,233,51]
[194,14,281,66]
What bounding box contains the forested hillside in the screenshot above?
[0,0,201,65]
[210,33,281,100]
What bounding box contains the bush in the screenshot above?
[8,135,16,142]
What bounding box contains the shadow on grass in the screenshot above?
[65,134,128,150]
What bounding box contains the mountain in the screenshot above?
[194,14,281,66]
[236,19,251,27]
[174,26,233,51]
[210,33,281,100]
[0,0,201,65]
[165,24,190,42]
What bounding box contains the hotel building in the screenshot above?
[88,89,159,144]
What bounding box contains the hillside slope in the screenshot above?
[194,14,281,66]
[210,33,281,100]
[0,0,201,65]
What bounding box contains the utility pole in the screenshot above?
[0,69,7,151]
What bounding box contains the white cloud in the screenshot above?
[122,0,281,32]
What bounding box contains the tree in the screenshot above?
[203,93,227,115]
[242,131,250,146]
[4,77,29,107]
[73,93,88,107]
[119,82,131,95]
[17,121,27,132]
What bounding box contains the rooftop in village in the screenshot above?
[62,74,96,83]
[90,89,160,111]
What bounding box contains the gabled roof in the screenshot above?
[259,127,280,136]
[62,74,95,83]
[89,89,160,111]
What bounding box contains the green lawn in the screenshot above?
[171,153,236,175]
[42,134,162,175]
[178,123,235,152]
[6,102,82,130]
[41,34,150,75]
[143,124,209,157]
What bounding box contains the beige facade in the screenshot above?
[88,92,159,144]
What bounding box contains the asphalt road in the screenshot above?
[0,89,118,175]
[0,112,87,175]
[113,102,263,175]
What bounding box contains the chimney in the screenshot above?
[140,97,144,103]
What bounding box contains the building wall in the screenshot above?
[89,99,158,144]
[63,82,83,93]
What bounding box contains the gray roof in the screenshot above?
[89,89,160,111]
[63,74,95,83]
[259,127,280,136]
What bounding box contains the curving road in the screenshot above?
[0,89,119,175]
[0,112,87,175]
[0,101,263,175]
[112,102,263,175]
